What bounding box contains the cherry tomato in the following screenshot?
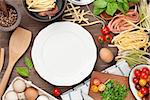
[53,88,61,97]
[140,87,149,95]
[104,34,112,43]
[133,77,139,84]
[135,84,141,90]
[137,91,144,98]
[140,72,148,79]
[139,79,147,87]
[97,35,104,44]
[91,85,99,93]
[134,69,141,78]
[98,84,106,92]
[101,26,110,35]
[93,78,100,86]
[142,67,149,75]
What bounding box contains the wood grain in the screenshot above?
[0,0,118,99]
[0,48,4,72]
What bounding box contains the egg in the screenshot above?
[99,48,114,63]
[25,87,38,100]
[18,92,26,100]
[13,79,26,93]
[37,95,49,100]
[5,91,18,100]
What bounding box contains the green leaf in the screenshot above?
[117,2,129,13]
[106,2,118,16]
[117,0,124,2]
[122,2,129,12]
[128,0,139,3]
[94,0,107,8]
[24,56,33,69]
[16,67,30,77]
[117,3,125,13]
[93,7,105,15]
[106,0,116,2]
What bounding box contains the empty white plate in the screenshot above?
[32,22,97,86]
[68,0,94,5]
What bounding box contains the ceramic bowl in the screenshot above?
[22,0,67,22]
[129,64,150,100]
[0,1,21,32]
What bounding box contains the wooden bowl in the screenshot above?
[0,1,21,32]
[22,0,67,22]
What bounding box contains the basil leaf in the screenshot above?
[93,7,105,15]
[117,3,125,13]
[94,0,107,8]
[16,67,29,77]
[106,2,118,16]
[122,2,129,12]
[128,0,139,3]
[24,56,33,69]
[118,2,129,13]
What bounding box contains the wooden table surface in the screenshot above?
[0,0,118,99]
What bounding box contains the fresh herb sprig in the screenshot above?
[93,0,139,16]
[101,80,128,100]
[16,56,33,77]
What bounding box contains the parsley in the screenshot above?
[101,80,128,100]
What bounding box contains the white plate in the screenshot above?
[68,0,94,5]
[129,65,150,100]
[32,22,97,86]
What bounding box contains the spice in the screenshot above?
[0,5,17,27]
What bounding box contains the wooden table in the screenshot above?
[0,0,118,99]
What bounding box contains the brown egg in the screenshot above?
[99,48,114,63]
[25,87,38,100]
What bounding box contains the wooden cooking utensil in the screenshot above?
[0,0,8,17]
[0,27,32,97]
[0,48,5,72]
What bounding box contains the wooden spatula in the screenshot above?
[0,48,5,72]
[0,27,32,97]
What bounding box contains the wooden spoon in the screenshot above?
[0,27,32,97]
[0,0,8,17]
[0,48,5,72]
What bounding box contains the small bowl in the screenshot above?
[22,0,67,22]
[0,1,21,32]
[129,65,150,100]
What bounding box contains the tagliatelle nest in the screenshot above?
[62,3,104,26]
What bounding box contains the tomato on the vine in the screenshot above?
[101,26,110,35]
[97,35,104,44]
[104,34,112,43]
[53,88,61,97]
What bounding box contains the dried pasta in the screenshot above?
[26,0,56,12]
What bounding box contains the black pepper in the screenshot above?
[0,5,17,27]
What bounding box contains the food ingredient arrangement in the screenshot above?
[91,79,128,100]
[0,0,150,100]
